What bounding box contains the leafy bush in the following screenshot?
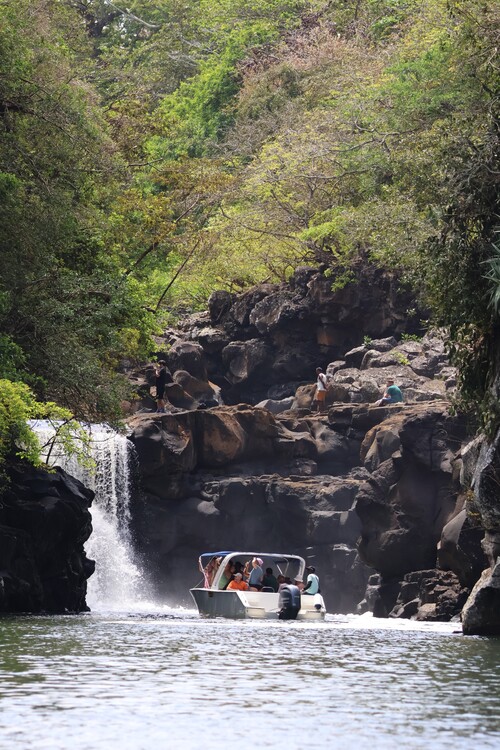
[0,380,92,476]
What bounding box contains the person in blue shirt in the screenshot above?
[375,379,403,406]
[245,557,264,590]
[302,566,320,595]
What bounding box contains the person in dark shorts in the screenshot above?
[155,360,172,413]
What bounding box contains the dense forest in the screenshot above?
[0,0,499,468]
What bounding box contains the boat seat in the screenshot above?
[261,587,275,593]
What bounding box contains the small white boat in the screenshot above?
[190,551,326,621]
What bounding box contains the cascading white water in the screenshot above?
[32,421,149,611]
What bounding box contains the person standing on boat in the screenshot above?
[198,556,220,588]
[227,573,249,591]
[302,565,320,595]
[245,557,264,590]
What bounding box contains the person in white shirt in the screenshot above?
[314,367,328,412]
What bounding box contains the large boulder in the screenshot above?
[167,341,208,381]
[222,339,271,384]
[355,403,467,579]
[0,461,94,613]
[388,569,469,621]
[462,560,500,635]
[437,507,487,587]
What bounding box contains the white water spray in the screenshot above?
[32,421,150,611]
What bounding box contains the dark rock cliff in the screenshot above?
[127,398,474,616]
[121,268,495,628]
[0,460,95,613]
[156,265,424,406]
[460,432,500,635]
[128,405,372,612]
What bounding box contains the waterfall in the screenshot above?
[32,421,150,611]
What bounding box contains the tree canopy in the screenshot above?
[0,0,499,449]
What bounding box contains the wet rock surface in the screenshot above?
[0,461,94,613]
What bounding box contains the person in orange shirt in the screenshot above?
[227,573,249,591]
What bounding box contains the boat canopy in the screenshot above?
[199,551,299,564]
[199,551,233,560]
[199,551,306,590]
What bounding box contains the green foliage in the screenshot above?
[0,381,41,470]
[482,242,500,316]
[401,333,422,343]
[0,380,92,474]
[394,352,410,366]
[0,0,156,421]
[148,4,306,158]
[1,0,500,436]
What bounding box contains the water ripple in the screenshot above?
[0,613,499,750]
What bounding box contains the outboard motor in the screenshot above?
[278,584,301,620]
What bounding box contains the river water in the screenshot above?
[10,426,498,748]
[1,609,499,750]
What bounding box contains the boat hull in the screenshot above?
[190,588,325,621]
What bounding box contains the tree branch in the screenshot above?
[104,1,161,29]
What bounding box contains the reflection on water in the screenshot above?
[0,611,499,750]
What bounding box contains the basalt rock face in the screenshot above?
[163,266,423,405]
[459,427,500,634]
[353,404,487,620]
[461,561,500,635]
[0,461,95,613]
[128,405,374,612]
[127,399,475,616]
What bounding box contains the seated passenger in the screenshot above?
[302,566,320,595]
[293,576,304,592]
[245,557,264,591]
[261,567,279,592]
[233,561,246,578]
[227,573,249,591]
[219,561,235,590]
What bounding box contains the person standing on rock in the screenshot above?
[155,360,172,413]
[313,367,328,412]
[375,379,403,407]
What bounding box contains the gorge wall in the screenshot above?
[0,460,95,613]
[125,266,491,624]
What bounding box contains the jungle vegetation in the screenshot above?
[0,0,498,464]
